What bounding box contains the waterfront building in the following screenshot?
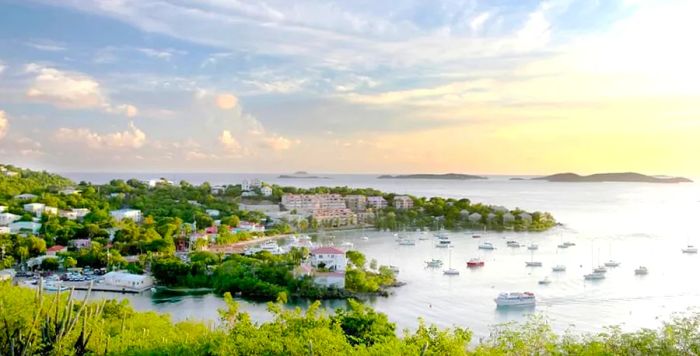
[110,209,143,223]
[281,194,346,213]
[344,195,367,212]
[312,208,357,227]
[393,195,413,210]
[103,271,154,289]
[310,246,347,272]
[367,196,388,209]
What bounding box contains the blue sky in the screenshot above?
[1,0,698,175]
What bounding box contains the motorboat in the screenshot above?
[436,240,452,248]
[340,241,354,249]
[603,260,620,267]
[472,234,481,239]
[593,266,608,273]
[552,265,566,272]
[527,244,539,251]
[398,239,416,246]
[478,242,495,250]
[361,236,369,241]
[506,240,521,248]
[634,266,648,275]
[557,243,569,249]
[525,261,543,267]
[435,231,449,239]
[443,268,460,275]
[425,259,443,268]
[494,292,536,307]
[42,281,69,292]
[682,245,698,254]
[466,258,485,267]
[538,277,551,285]
[584,272,606,280]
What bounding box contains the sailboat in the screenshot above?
[525,250,542,267]
[682,236,698,253]
[604,242,620,267]
[552,247,566,272]
[360,226,368,240]
[443,249,460,275]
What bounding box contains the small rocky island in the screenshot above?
[378,173,487,180]
[278,171,329,179]
[533,172,692,183]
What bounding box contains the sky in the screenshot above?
[0,0,698,175]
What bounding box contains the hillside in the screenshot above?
[533,172,692,183]
[0,164,74,198]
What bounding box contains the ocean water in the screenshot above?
[65,172,700,337]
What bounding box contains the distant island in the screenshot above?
[278,171,329,179]
[378,173,487,180]
[533,172,693,183]
[509,177,527,181]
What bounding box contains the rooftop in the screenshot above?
[311,246,345,255]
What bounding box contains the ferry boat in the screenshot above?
[603,260,620,267]
[584,272,606,280]
[634,266,648,275]
[466,258,485,267]
[478,242,495,250]
[425,259,443,268]
[494,292,536,307]
[552,265,566,272]
[682,245,698,254]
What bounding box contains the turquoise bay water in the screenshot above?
[66,173,700,337]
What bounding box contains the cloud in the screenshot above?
[0,61,5,75]
[218,130,242,152]
[0,111,7,140]
[138,48,185,61]
[25,40,67,51]
[111,104,139,118]
[216,94,238,110]
[261,135,295,151]
[54,122,146,149]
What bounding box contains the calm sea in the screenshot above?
[65,172,700,337]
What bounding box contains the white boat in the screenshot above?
[564,242,576,247]
[634,266,648,275]
[472,234,482,239]
[525,261,543,267]
[538,277,551,285]
[478,242,495,250]
[436,240,452,248]
[42,281,69,292]
[340,241,354,249]
[425,259,443,268]
[557,243,569,249]
[398,239,416,246]
[552,265,566,272]
[584,272,606,280]
[260,241,284,254]
[603,260,620,267]
[443,249,459,275]
[494,292,536,307]
[506,240,521,248]
[418,234,429,240]
[593,266,607,273]
[682,245,698,254]
[361,236,369,241]
[435,231,449,239]
[527,244,539,251]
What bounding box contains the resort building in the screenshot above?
[110,209,143,223]
[312,209,357,227]
[0,212,21,226]
[366,196,388,209]
[281,194,347,213]
[103,271,154,290]
[46,245,67,256]
[10,221,41,234]
[344,195,367,212]
[393,195,413,210]
[261,186,273,197]
[309,246,347,272]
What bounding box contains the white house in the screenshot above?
[59,188,81,195]
[206,209,220,217]
[110,209,143,223]
[468,212,482,223]
[0,212,21,226]
[0,226,10,234]
[146,178,173,188]
[211,185,226,195]
[9,221,41,234]
[237,221,265,233]
[69,239,92,249]
[310,246,347,272]
[261,186,273,197]
[23,203,46,216]
[59,210,78,220]
[103,271,154,290]
[43,206,58,216]
[72,208,90,219]
[241,178,262,191]
[14,193,37,200]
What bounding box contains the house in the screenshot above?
[242,178,262,192]
[503,212,515,224]
[487,213,497,222]
[46,245,67,256]
[43,206,58,216]
[14,193,38,200]
[211,185,226,195]
[23,203,46,215]
[344,195,367,212]
[59,210,78,220]
[492,206,509,214]
[236,221,265,233]
[206,209,220,217]
[69,239,91,249]
[366,196,388,209]
[393,195,413,210]
[4,171,18,177]
[261,186,273,197]
[468,212,482,223]
[59,188,81,195]
[188,200,202,207]
[0,212,21,226]
[310,246,347,272]
[518,213,533,225]
[110,209,143,223]
[146,178,173,188]
[0,227,10,234]
[103,271,154,290]
[72,208,90,219]
[9,221,41,234]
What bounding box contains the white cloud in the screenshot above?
[25,40,67,52]
[111,104,139,117]
[261,135,295,151]
[0,110,7,140]
[0,61,5,75]
[216,93,238,110]
[138,48,185,61]
[218,130,242,152]
[26,63,107,109]
[469,12,492,33]
[54,122,146,149]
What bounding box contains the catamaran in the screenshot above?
[494,292,536,307]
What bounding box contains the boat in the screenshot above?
[584,272,606,280]
[552,265,566,272]
[525,250,542,267]
[593,266,607,273]
[398,239,416,246]
[634,266,648,275]
[472,234,481,239]
[478,242,495,250]
[435,231,449,239]
[682,245,698,254]
[361,236,369,241]
[527,244,538,251]
[506,240,521,248]
[443,249,459,275]
[418,234,429,240]
[494,292,536,307]
[340,241,354,249]
[557,243,569,249]
[260,241,284,254]
[425,259,443,268]
[466,258,485,267]
[435,239,452,248]
[538,277,551,285]
[603,260,620,267]
[42,281,69,292]
[564,242,576,247]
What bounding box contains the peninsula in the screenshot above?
[533,172,693,183]
[378,173,487,180]
[278,171,329,179]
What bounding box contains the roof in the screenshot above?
[311,246,345,255]
[47,245,66,252]
[104,271,149,282]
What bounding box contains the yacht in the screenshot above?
[604,260,620,267]
[418,233,429,240]
[525,261,543,267]
[527,244,539,251]
[436,240,452,248]
[552,265,566,272]
[260,241,284,254]
[494,292,536,307]
[634,266,648,275]
[425,259,443,268]
[398,239,416,246]
[466,258,485,268]
[478,242,495,250]
[584,272,606,280]
[506,240,521,248]
[593,266,608,273]
[538,277,551,285]
[682,245,698,254]
[435,231,449,239]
